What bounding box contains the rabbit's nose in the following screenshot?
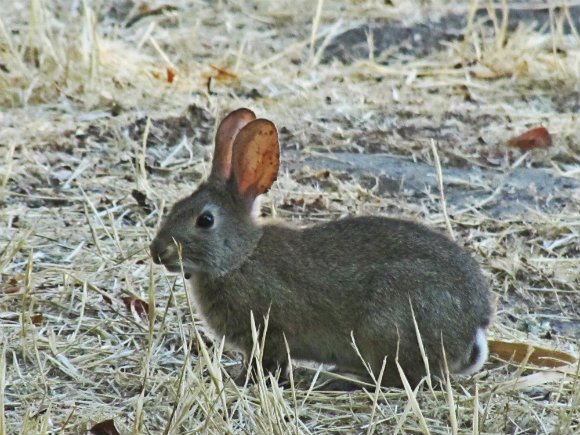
[150,239,175,264]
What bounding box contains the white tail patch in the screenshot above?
[455,328,488,375]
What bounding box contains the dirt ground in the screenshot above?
[1,1,579,434]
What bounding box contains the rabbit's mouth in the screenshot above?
[161,259,198,278]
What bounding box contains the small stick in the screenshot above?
[430,139,455,241]
[309,0,324,64]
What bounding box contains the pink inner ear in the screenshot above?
[211,108,256,182]
[231,119,280,209]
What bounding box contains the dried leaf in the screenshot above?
[468,65,512,80]
[126,5,179,28]
[306,195,326,211]
[1,274,25,294]
[1,284,20,294]
[209,64,238,82]
[122,296,149,321]
[90,419,120,435]
[282,197,305,209]
[507,127,552,150]
[166,67,175,84]
[495,370,569,393]
[30,314,43,325]
[488,339,577,368]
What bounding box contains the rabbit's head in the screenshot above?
[150,108,280,278]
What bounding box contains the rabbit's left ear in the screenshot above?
[230,119,280,210]
[211,108,256,183]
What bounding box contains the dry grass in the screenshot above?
[1,0,579,433]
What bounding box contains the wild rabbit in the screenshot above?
[150,108,493,387]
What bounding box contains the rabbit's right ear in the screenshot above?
[231,119,280,210]
[210,108,256,182]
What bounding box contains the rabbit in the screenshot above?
[150,108,493,388]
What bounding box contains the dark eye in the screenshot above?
[196,211,214,228]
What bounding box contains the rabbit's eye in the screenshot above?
[196,212,214,229]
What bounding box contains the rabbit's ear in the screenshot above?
[210,108,256,182]
[231,119,280,209]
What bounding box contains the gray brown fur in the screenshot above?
[150,109,493,387]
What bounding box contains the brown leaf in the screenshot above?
[126,5,179,28]
[488,339,577,368]
[209,64,238,82]
[30,314,43,325]
[289,198,305,207]
[507,127,552,150]
[1,285,20,294]
[90,419,120,435]
[166,67,176,84]
[468,65,512,80]
[1,274,25,294]
[306,195,326,211]
[122,296,149,321]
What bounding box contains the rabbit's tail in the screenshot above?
[453,327,489,375]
